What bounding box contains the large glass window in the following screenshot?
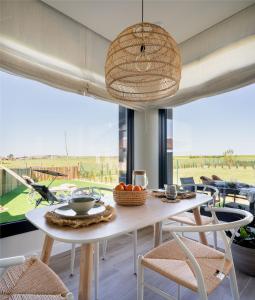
[173,84,255,185]
[0,71,128,226]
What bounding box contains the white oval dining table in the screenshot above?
[26,192,212,300]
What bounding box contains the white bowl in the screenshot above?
[69,196,95,214]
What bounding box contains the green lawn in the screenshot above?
[0,179,113,224]
[173,155,255,185]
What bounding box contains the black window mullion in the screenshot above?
[159,109,173,188]
[126,109,134,184]
[158,109,167,188]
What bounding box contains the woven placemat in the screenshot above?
[152,191,196,200]
[45,205,115,229]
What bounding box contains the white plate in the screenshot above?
[152,189,165,193]
[54,203,106,219]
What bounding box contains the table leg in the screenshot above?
[41,235,54,265]
[79,243,94,300]
[154,222,162,247]
[192,207,208,245]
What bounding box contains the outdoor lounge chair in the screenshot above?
[22,175,35,185]
[180,177,195,192]
[31,184,68,207]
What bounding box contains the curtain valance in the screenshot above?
[1,0,255,110]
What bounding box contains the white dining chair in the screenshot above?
[137,207,253,300]
[70,234,138,300]
[0,255,73,300]
[69,187,138,300]
[101,230,138,272]
[162,184,219,249]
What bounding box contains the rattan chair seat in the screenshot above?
[0,258,68,299]
[142,237,232,294]
[169,212,213,226]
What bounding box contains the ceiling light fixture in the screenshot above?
[105,0,181,103]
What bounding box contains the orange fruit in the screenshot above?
[139,185,144,190]
[133,185,142,191]
[125,184,133,191]
[115,184,124,191]
[119,182,126,188]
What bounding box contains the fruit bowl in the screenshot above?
[113,189,148,206]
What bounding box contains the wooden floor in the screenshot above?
[50,226,255,300]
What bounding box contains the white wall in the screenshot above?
[0,230,73,258]
[134,109,159,189]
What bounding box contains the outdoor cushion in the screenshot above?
[0,257,68,299]
[200,176,213,184]
[211,175,223,181]
[142,237,233,295]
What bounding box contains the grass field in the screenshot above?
[0,179,113,224]
[1,156,118,169]
[173,155,255,184]
[1,154,255,224]
[1,155,120,185]
[3,155,254,185]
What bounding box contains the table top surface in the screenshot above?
[26,193,211,244]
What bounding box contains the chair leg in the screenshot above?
[70,244,76,276]
[102,240,108,260]
[177,285,181,300]
[181,223,184,237]
[229,266,240,300]
[198,290,208,300]
[213,231,218,249]
[133,230,138,275]
[197,275,208,300]
[222,194,226,207]
[94,242,100,300]
[137,255,144,300]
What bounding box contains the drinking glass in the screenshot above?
[165,184,177,200]
[132,170,148,189]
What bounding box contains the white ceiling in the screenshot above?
[41,0,255,43]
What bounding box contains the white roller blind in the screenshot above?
[152,35,255,108]
[163,4,255,108]
[0,0,132,106]
[1,0,255,110]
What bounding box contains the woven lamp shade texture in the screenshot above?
[105,22,181,102]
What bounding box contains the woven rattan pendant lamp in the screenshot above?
[105,0,181,103]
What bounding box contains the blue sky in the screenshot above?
[174,83,255,156]
[0,71,119,157]
[0,71,254,157]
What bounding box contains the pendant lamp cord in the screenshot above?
[142,0,144,23]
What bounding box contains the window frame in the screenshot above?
[158,109,173,188]
[126,109,134,184]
